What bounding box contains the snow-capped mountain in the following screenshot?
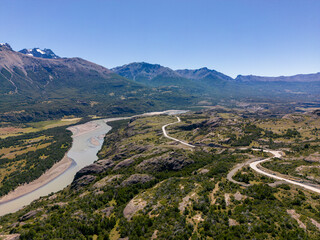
[0,43,13,51]
[19,48,60,59]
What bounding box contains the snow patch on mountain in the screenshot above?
[19,48,60,59]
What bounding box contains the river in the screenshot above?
[0,110,186,216]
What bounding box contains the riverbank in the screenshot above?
[0,154,73,204]
[68,121,102,137]
[0,110,187,216]
[0,120,106,205]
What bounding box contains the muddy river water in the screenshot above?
[0,110,186,216]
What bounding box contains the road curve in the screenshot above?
[250,149,320,194]
[162,116,195,148]
[162,118,320,194]
[227,158,261,187]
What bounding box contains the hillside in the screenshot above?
[0,45,194,122]
[1,109,320,239]
[111,62,204,94]
[112,62,233,89]
[111,62,180,83]
[0,43,130,96]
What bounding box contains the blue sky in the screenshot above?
[1,0,319,78]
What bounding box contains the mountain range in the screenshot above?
[111,63,233,91]
[1,43,320,121]
[235,73,320,82]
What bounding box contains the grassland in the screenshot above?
[0,118,81,138]
[0,125,72,197]
[0,118,81,195]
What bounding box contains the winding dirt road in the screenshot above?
[162,117,320,194]
[250,149,320,194]
[162,116,195,148]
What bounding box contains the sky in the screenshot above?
[0,0,319,78]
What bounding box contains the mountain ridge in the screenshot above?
[113,62,320,83]
[111,62,181,83]
[1,43,320,122]
[0,44,118,95]
[176,67,233,81]
[19,48,60,59]
[0,45,195,122]
[112,62,233,83]
[236,72,320,82]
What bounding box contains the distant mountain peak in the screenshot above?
[199,67,209,70]
[0,43,13,51]
[176,67,233,81]
[112,62,180,82]
[19,48,60,59]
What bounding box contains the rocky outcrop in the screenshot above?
[136,152,193,172]
[113,158,136,171]
[206,117,221,126]
[219,138,231,144]
[19,210,39,221]
[178,117,220,132]
[112,145,150,161]
[74,159,114,180]
[178,121,207,131]
[71,175,97,189]
[93,174,123,188]
[123,197,147,220]
[313,109,320,116]
[282,114,305,122]
[0,234,20,240]
[305,153,320,163]
[121,174,154,187]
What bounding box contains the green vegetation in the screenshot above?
[1,110,320,239]
[233,167,274,184]
[0,126,72,196]
[106,119,131,134]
